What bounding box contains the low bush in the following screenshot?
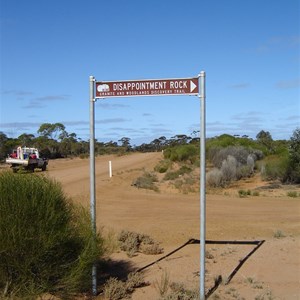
[118,230,163,257]
[209,146,263,169]
[0,171,103,298]
[163,144,198,164]
[154,159,172,173]
[132,172,159,192]
[158,280,200,300]
[287,191,298,198]
[206,168,224,187]
[261,155,289,181]
[273,230,286,239]
[163,165,192,181]
[103,277,127,300]
[238,189,251,197]
[221,155,237,182]
[206,146,260,188]
[103,272,145,300]
[236,164,253,179]
[252,190,260,196]
[79,153,89,159]
[173,177,197,194]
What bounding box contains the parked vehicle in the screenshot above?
[6,147,48,172]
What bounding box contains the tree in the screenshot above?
[150,136,167,151]
[169,134,191,146]
[59,132,78,156]
[289,128,300,163]
[17,133,35,147]
[0,132,9,160]
[37,123,66,140]
[284,128,300,183]
[118,137,131,152]
[256,130,273,153]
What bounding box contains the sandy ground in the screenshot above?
[5,152,299,299]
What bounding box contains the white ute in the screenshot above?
[6,146,48,172]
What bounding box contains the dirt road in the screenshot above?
[46,153,300,299]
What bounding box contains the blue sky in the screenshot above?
[0,0,299,145]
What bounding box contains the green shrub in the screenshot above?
[118,230,163,257]
[155,270,170,297]
[262,155,289,181]
[287,191,298,198]
[154,160,172,173]
[284,128,300,183]
[0,172,103,298]
[163,145,198,164]
[252,190,260,196]
[163,165,192,181]
[132,172,159,192]
[236,164,253,179]
[79,153,89,159]
[238,189,251,197]
[103,272,144,300]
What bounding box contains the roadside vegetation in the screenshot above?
[103,272,145,300]
[0,170,166,298]
[154,270,200,300]
[1,124,299,186]
[0,171,104,299]
[1,124,299,196]
[130,128,300,192]
[0,126,299,298]
[118,230,163,257]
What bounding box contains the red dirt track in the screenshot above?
[32,153,300,298]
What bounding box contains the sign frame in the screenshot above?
[89,72,206,299]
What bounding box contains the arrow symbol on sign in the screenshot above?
[190,80,197,93]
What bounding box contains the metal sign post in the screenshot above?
[89,72,206,297]
[199,71,206,300]
[89,75,97,295]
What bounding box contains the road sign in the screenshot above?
[90,72,206,298]
[95,77,199,98]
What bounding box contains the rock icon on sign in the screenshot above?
[97,84,110,92]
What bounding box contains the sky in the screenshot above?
[0,0,299,145]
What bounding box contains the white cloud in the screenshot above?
[276,79,300,89]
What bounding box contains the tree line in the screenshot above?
[0,123,201,160]
[0,123,299,183]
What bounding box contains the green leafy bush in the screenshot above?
[284,128,300,183]
[261,155,289,181]
[132,172,159,191]
[0,172,103,298]
[287,191,298,198]
[154,159,172,173]
[163,145,198,164]
[238,189,251,197]
[163,165,192,181]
